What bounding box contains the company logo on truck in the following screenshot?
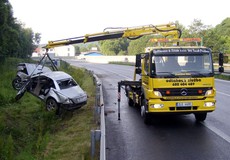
[180,88,188,96]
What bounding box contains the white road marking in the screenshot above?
[215,79,230,83]
[215,79,230,96]
[201,122,230,144]
[216,91,230,97]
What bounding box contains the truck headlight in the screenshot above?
[154,91,162,97]
[205,89,213,96]
[204,102,215,107]
[150,104,164,108]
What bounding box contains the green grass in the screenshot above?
[109,61,135,66]
[215,73,230,81]
[44,61,97,160]
[0,58,97,160]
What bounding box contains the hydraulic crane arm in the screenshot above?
[45,23,181,49]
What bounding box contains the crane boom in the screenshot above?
[45,23,181,49]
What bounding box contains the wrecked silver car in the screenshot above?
[12,63,52,90]
[16,71,87,113]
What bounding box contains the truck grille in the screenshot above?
[156,87,212,97]
[169,106,198,111]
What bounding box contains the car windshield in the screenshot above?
[152,53,213,77]
[57,78,77,89]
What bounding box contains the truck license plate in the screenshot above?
[176,102,192,107]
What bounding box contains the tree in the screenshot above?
[74,45,81,55]
[174,20,190,38]
[80,46,88,52]
[34,33,41,46]
[128,36,153,55]
[203,18,230,53]
[214,18,230,53]
[0,0,19,56]
[0,0,34,57]
[203,28,220,52]
[187,19,212,38]
[19,28,35,57]
[215,18,230,37]
[99,38,129,55]
[0,0,37,58]
[99,40,117,55]
[87,43,99,51]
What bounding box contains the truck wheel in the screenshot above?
[194,113,207,122]
[128,98,134,106]
[141,99,151,125]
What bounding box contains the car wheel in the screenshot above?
[12,76,23,90]
[194,113,207,122]
[46,98,58,111]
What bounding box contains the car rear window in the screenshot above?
[57,78,77,89]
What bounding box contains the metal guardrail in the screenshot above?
[91,73,106,160]
[220,72,230,76]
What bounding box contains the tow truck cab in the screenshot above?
[134,47,216,122]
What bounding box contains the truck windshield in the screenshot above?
[152,53,213,77]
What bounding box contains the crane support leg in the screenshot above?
[118,82,121,120]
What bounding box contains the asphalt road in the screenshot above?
[67,60,230,160]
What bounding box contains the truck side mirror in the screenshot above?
[219,66,224,72]
[219,52,224,66]
[218,52,224,73]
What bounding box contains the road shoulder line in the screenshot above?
[201,122,230,144]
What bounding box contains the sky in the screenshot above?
[9,0,229,44]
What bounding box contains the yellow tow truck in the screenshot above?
[118,38,225,124]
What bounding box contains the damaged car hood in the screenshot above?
[57,86,86,99]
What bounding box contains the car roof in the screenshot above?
[41,71,72,81]
[18,63,52,75]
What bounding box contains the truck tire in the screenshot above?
[128,97,134,107]
[194,113,207,122]
[141,99,151,125]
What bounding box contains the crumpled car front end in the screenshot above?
[52,86,88,111]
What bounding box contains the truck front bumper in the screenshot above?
[147,98,215,113]
[61,101,87,111]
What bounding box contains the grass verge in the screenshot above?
[214,73,230,81]
[109,61,135,66]
[0,58,97,160]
